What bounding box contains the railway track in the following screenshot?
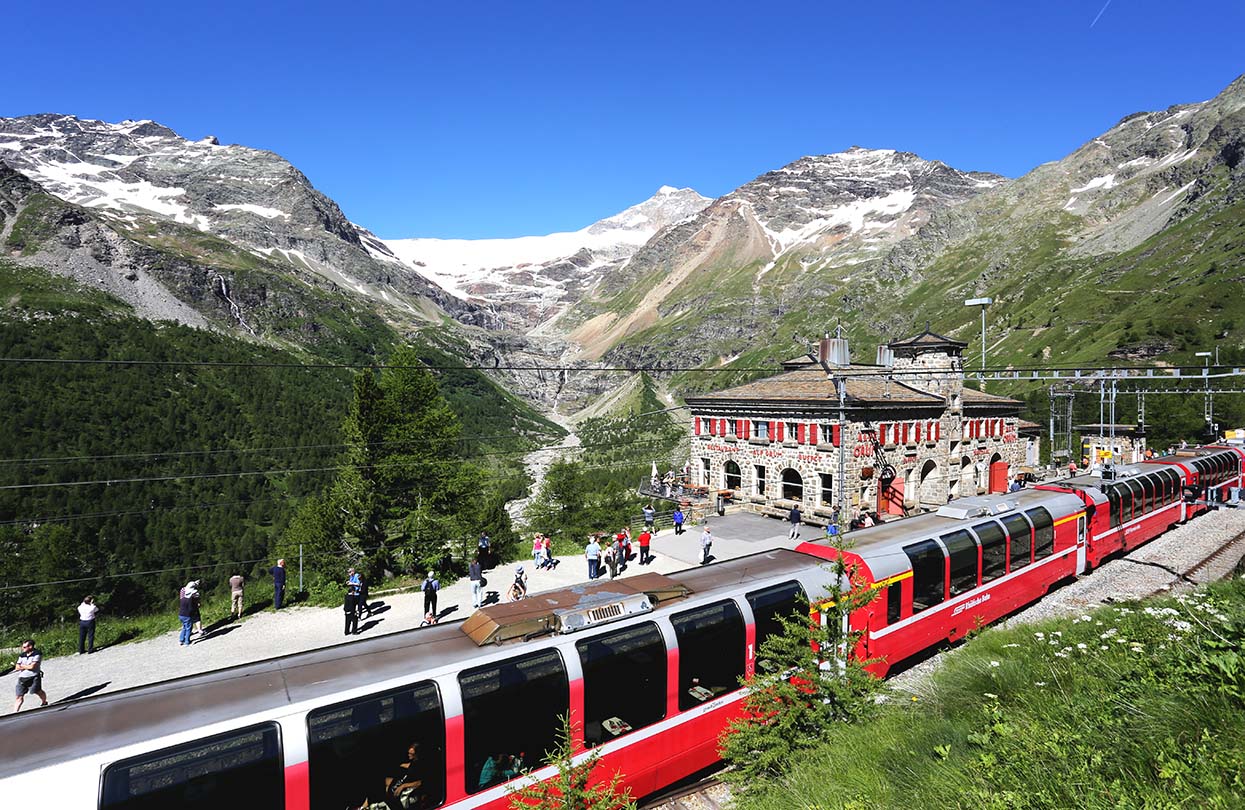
[640,776,730,810]
[1146,519,1245,597]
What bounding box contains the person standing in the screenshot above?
[177,582,196,647]
[13,639,47,712]
[672,507,685,536]
[585,536,602,580]
[422,572,440,620]
[604,541,619,579]
[469,555,484,609]
[637,528,652,565]
[229,573,245,619]
[542,535,554,569]
[532,534,545,568]
[700,524,713,565]
[77,596,98,655]
[477,533,491,567]
[788,505,802,540]
[343,588,360,636]
[643,504,656,531]
[358,573,371,619]
[270,559,287,610]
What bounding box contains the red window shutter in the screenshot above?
[719,419,727,436]
[736,419,745,438]
[901,422,909,444]
[777,422,785,442]
[914,422,922,443]
[832,424,841,447]
[695,417,701,436]
[809,424,819,445]
[743,420,751,439]
[708,418,716,436]
[934,421,941,441]
[769,420,777,441]
[797,423,806,443]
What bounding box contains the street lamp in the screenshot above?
[1196,351,1215,439]
[964,297,993,380]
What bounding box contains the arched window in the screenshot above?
[780,468,803,501]
[724,460,742,490]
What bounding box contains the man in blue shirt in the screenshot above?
[585,537,602,580]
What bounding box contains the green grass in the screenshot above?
[735,578,1245,810]
[0,259,132,317]
[4,193,79,255]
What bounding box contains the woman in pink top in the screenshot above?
[532,534,545,568]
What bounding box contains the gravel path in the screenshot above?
[890,506,1245,696]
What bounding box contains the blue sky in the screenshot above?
[5,1,1243,239]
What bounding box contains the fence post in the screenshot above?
[299,544,304,592]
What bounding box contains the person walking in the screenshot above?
[229,573,245,619]
[343,588,360,636]
[13,639,47,712]
[270,558,287,610]
[643,504,656,531]
[77,595,98,655]
[700,524,713,565]
[672,507,685,535]
[177,582,196,647]
[788,504,802,540]
[604,541,619,579]
[585,536,602,580]
[637,528,652,565]
[477,533,491,567]
[469,555,484,609]
[422,572,440,620]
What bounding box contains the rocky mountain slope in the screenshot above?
[560,147,1004,363]
[0,114,483,343]
[563,74,1245,387]
[383,186,709,330]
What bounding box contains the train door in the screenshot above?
[1075,514,1087,574]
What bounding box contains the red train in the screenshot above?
[1,446,1239,809]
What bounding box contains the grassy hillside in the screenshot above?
[736,577,1245,810]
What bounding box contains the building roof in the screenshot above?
[685,367,944,407]
[888,326,967,355]
[961,387,1024,408]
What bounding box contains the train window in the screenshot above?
[1166,469,1180,505]
[460,649,568,794]
[903,539,946,613]
[942,530,979,596]
[1139,476,1154,513]
[577,622,666,748]
[1002,513,1033,571]
[886,581,902,625]
[307,681,445,810]
[1124,480,1143,521]
[672,600,746,711]
[1105,485,1121,528]
[1027,507,1055,559]
[101,723,282,810]
[747,580,807,652]
[974,521,1007,584]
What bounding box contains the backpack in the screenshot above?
[423,578,436,593]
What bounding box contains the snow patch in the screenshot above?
[1070,174,1116,194]
[1117,156,1154,170]
[213,203,290,219]
[1159,181,1196,206]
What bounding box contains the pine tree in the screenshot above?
[507,714,637,810]
[720,552,882,790]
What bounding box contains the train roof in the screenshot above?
[0,547,815,778]
[800,488,1085,581]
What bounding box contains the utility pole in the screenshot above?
[964,297,993,390]
[836,374,847,534]
[1196,351,1214,440]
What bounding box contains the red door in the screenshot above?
[989,461,1009,494]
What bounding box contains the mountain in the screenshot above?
[0,114,482,341]
[557,147,1003,363]
[383,186,710,330]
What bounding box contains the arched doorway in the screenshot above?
[780,468,803,501]
[724,460,742,490]
[957,455,975,498]
[918,459,942,507]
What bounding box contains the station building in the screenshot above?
[683,328,1036,524]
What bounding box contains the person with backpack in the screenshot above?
[422,572,440,621]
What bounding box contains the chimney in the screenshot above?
[827,336,851,367]
[875,345,894,367]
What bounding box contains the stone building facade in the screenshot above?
[684,329,1033,524]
